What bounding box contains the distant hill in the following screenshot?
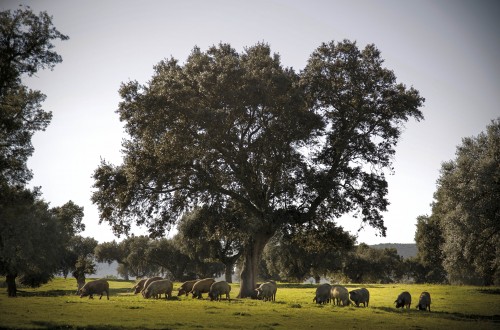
[369,243,417,259]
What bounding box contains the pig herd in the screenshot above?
[79,278,431,311]
[313,283,431,311]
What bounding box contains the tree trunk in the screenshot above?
[224,263,233,283]
[6,273,17,297]
[237,232,274,298]
[314,275,321,284]
[75,273,86,294]
[122,264,130,281]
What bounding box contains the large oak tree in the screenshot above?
[92,41,424,297]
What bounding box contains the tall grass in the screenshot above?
[0,278,499,329]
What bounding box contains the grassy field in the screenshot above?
[0,278,499,329]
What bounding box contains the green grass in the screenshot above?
[0,278,499,329]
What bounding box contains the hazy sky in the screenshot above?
[3,0,499,244]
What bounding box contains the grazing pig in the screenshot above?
[79,279,109,300]
[331,285,350,306]
[141,277,163,297]
[177,279,198,296]
[255,281,277,302]
[208,281,231,301]
[132,278,147,294]
[313,283,332,304]
[250,283,262,299]
[190,278,216,299]
[143,279,173,299]
[349,288,370,307]
[395,291,412,309]
[416,292,431,311]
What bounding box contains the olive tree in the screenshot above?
[433,119,500,285]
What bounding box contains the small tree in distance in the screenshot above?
[95,236,160,280]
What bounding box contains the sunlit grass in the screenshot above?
[1,278,499,329]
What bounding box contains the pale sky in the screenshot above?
[3,0,499,245]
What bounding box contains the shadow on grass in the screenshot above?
[31,321,137,329]
[17,289,77,297]
[372,306,500,323]
[17,287,137,297]
[111,287,136,295]
[477,288,500,295]
[277,283,387,289]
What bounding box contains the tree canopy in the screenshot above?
[176,205,246,282]
[0,6,71,297]
[435,119,500,285]
[262,222,355,283]
[413,215,447,283]
[0,6,68,186]
[92,40,424,296]
[414,118,500,285]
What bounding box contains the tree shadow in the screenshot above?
[31,321,131,329]
[111,287,135,295]
[17,289,77,297]
[372,306,500,322]
[477,289,500,295]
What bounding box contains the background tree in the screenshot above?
[0,188,83,296]
[147,236,192,280]
[343,243,404,283]
[0,7,68,186]
[174,226,226,280]
[0,6,69,297]
[176,205,244,282]
[429,119,500,285]
[413,215,447,283]
[95,236,160,279]
[263,222,355,283]
[56,201,86,278]
[67,236,98,291]
[92,41,424,297]
[122,235,159,278]
[94,240,128,279]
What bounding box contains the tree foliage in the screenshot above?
[415,119,500,285]
[0,7,75,296]
[176,205,245,282]
[67,236,98,290]
[435,119,500,285]
[413,215,447,283]
[0,188,84,295]
[147,236,192,280]
[95,236,160,279]
[92,41,424,296]
[0,6,68,186]
[263,222,355,282]
[343,243,404,283]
